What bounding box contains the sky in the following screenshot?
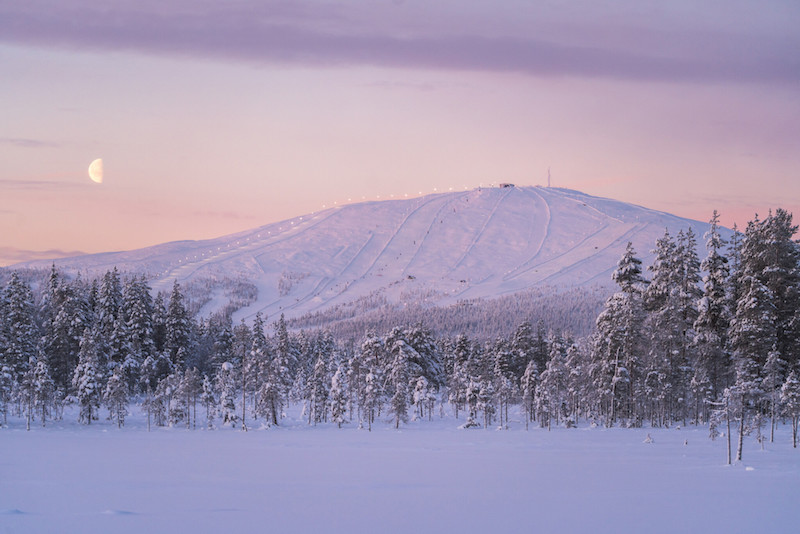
[1,0,798,266]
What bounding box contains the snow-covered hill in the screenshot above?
[12,186,722,322]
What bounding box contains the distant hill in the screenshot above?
[10,186,724,332]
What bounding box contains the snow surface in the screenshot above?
[2,406,797,534]
[13,187,727,323]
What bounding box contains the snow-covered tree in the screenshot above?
[387,339,413,428]
[520,359,537,430]
[201,375,217,430]
[73,328,101,425]
[165,281,191,369]
[104,368,128,428]
[1,272,38,383]
[329,364,348,428]
[780,369,800,448]
[590,243,647,427]
[33,356,55,427]
[693,210,731,400]
[216,361,238,428]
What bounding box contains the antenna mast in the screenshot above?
[547,167,551,188]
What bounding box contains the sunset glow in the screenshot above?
[1,1,798,266]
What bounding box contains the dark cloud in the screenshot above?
[0,1,797,83]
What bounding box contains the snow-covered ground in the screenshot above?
[2,406,798,533]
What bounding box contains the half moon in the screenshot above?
[88,158,103,184]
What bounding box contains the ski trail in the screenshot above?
[357,193,448,279]
[555,188,625,224]
[535,222,647,285]
[403,191,471,276]
[270,195,448,315]
[499,187,552,281]
[453,187,513,270]
[503,222,611,282]
[151,208,340,290]
[285,231,379,311]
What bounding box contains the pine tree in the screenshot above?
[536,335,568,430]
[491,338,515,428]
[760,210,800,374]
[73,328,101,424]
[694,210,731,400]
[510,321,535,378]
[122,276,155,392]
[178,367,202,429]
[309,351,329,425]
[329,364,348,428]
[763,346,786,442]
[273,313,296,414]
[2,272,38,383]
[216,361,238,428]
[564,342,585,426]
[388,339,412,429]
[19,359,36,431]
[0,362,12,426]
[590,243,647,426]
[165,281,191,369]
[104,368,129,428]
[520,359,537,430]
[43,277,90,391]
[201,375,217,429]
[448,334,471,418]
[412,376,430,421]
[729,238,776,460]
[244,313,267,430]
[780,369,800,448]
[33,356,55,427]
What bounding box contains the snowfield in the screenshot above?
[2,406,798,534]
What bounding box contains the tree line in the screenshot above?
[1,209,799,461]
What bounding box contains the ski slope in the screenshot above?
[13,187,724,321]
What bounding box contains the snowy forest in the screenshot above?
[2,209,800,462]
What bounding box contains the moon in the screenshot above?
[88,158,103,184]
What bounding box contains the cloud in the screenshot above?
[0,246,86,267]
[0,179,83,189]
[0,137,59,148]
[1,1,796,84]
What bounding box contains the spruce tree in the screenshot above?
[780,369,800,448]
[590,242,647,426]
[201,375,217,429]
[520,359,537,430]
[165,281,191,369]
[216,361,238,428]
[329,365,348,428]
[388,339,412,428]
[2,272,38,383]
[33,356,55,427]
[104,368,128,428]
[73,328,101,424]
[694,210,731,400]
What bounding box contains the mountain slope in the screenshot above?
[13,186,723,322]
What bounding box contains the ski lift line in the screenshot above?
[152,210,340,286]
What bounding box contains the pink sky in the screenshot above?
[1,1,798,266]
